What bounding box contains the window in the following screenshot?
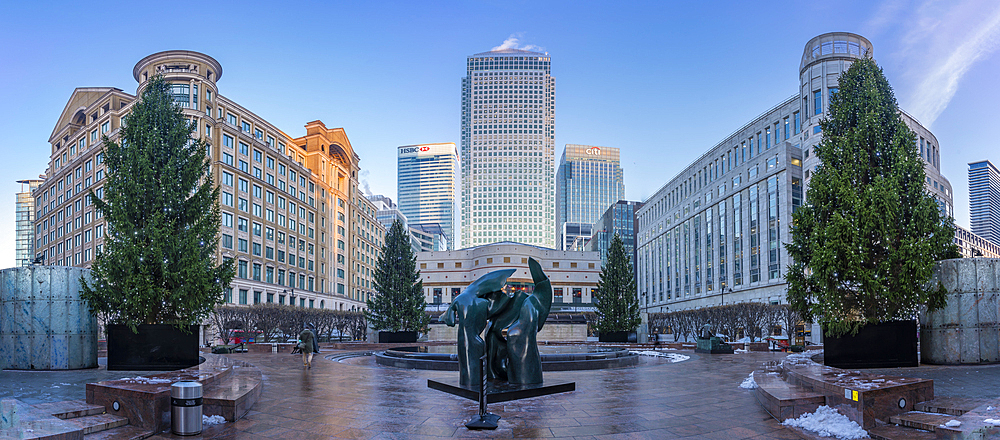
[814,90,822,115]
[793,112,801,134]
[223,134,234,148]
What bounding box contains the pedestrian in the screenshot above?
[298,324,319,369]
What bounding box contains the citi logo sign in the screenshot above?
[586,147,601,155]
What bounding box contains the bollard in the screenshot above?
[171,381,203,435]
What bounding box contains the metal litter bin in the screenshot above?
[171,381,203,435]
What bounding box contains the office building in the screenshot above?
[557,145,624,250]
[15,179,44,267]
[34,50,381,311]
[969,160,1000,243]
[587,200,643,267]
[369,194,408,231]
[460,47,556,249]
[416,242,599,310]
[635,33,952,321]
[410,223,448,252]
[955,225,1000,258]
[397,143,458,248]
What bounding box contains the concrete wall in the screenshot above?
[922,258,1000,364]
[0,266,98,369]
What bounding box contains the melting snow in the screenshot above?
[203,415,226,425]
[985,418,1000,425]
[631,350,690,363]
[782,406,868,439]
[944,420,961,427]
[120,376,173,384]
[739,372,757,389]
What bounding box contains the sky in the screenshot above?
[1,0,999,268]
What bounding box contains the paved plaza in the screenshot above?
[146,349,801,439]
[7,348,1000,438]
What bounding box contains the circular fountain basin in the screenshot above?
[374,345,639,371]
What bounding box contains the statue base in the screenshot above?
[465,412,501,430]
[428,378,575,403]
[695,337,734,354]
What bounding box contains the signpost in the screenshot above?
[465,355,500,430]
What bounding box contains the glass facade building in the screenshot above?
[587,200,642,267]
[460,48,556,249]
[16,179,44,266]
[397,143,457,248]
[636,32,953,319]
[557,145,624,250]
[969,160,1000,244]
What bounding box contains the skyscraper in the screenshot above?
[556,145,625,250]
[15,179,44,267]
[587,200,643,266]
[397,143,458,248]
[460,47,555,249]
[969,160,1000,243]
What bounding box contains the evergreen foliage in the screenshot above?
[366,219,430,332]
[594,234,642,333]
[785,57,959,337]
[81,75,234,331]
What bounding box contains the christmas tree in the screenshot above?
[81,75,234,331]
[785,57,958,337]
[366,219,430,332]
[594,234,641,333]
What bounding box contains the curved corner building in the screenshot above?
[34,50,385,313]
[635,33,953,320]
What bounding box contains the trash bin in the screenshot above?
[171,381,203,435]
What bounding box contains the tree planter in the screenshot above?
[823,320,918,369]
[107,324,199,371]
[379,331,417,343]
[598,331,635,343]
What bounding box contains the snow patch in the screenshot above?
[739,372,757,389]
[985,418,1000,425]
[782,406,868,439]
[734,348,750,354]
[203,415,226,425]
[944,420,961,427]
[120,376,173,384]
[631,350,690,363]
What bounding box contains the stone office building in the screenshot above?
[34,50,382,312]
[416,242,601,311]
[635,33,953,331]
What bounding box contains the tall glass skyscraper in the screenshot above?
[397,143,458,249]
[556,145,625,250]
[969,160,1000,243]
[15,179,44,267]
[460,48,556,249]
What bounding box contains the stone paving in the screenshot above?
[147,349,803,439]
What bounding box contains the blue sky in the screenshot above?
[1,0,999,268]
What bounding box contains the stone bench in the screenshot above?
[752,370,826,421]
[86,353,262,433]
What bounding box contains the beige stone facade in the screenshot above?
[34,50,383,311]
[416,241,601,311]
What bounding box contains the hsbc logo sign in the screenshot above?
[400,146,433,155]
[586,147,601,155]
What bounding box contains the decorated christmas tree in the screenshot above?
[594,234,642,333]
[785,57,958,337]
[367,219,430,332]
[81,75,234,331]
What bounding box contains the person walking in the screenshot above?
[298,324,319,369]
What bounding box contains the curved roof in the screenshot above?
[471,47,546,57]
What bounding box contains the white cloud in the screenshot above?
[892,0,1000,127]
[492,34,543,52]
